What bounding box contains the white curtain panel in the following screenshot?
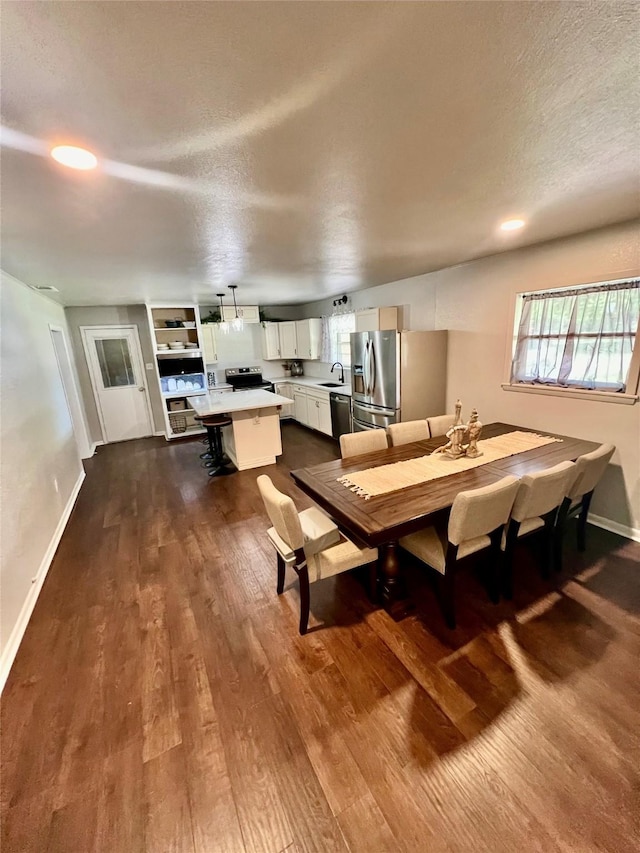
[511,280,639,391]
[321,312,356,364]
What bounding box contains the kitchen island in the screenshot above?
[189,388,293,470]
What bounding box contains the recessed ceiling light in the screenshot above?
[500,218,526,232]
[50,145,98,170]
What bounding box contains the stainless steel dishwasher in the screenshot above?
[330,392,352,440]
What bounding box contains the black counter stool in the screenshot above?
[194,414,235,477]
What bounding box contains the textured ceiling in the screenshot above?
[1,1,639,306]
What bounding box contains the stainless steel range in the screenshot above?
[225,366,273,392]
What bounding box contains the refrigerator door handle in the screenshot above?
[369,341,376,396]
[363,340,370,395]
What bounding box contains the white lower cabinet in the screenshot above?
[306,391,332,436]
[286,383,333,436]
[273,382,294,418]
[293,388,309,425]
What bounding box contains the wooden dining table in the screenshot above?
[290,422,599,618]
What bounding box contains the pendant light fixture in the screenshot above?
[228,284,243,331]
[216,292,230,334]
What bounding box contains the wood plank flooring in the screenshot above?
[2,422,639,852]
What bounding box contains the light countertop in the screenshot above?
[273,376,352,396]
[189,388,294,417]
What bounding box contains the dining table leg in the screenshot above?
[380,541,414,620]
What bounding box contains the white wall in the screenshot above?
[434,222,640,535]
[288,220,640,535]
[1,274,86,688]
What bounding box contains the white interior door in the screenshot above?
[82,326,153,443]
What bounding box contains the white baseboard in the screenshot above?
[588,512,640,543]
[0,470,86,694]
[90,440,104,455]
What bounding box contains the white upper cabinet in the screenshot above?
[261,317,322,360]
[221,305,260,323]
[355,306,399,332]
[295,319,322,360]
[261,322,281,360]
[279,321,298,359]
[201,324,218,363]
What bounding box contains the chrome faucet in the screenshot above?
[330,362,345,384]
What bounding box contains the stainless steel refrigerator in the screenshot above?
[350,330,448,432]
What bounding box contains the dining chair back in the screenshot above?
[387,419,430,446]
[400,475,519,628]
[340,429,388,459]
[256,475,378,633]
[557,443,615,551]
[257,473,304,552]
[510,460,576,524]
[427,414,456,437]
[449,475,521,546]
[502,460,576,595]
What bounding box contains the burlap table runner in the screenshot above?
[337,431,562,499]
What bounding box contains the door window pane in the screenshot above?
[95,338,135,387]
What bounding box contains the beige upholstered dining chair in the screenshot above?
[426,414,456,438]
[339,429,388,459]
[257,475,378,634]
[556,443,615,554]
[387,419,430,447]
[400,475,520,629]
[501,460,576,597]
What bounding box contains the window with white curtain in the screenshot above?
[510,278,639,392]
[321,312,356,365]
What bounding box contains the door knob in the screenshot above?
[138,387,145,392]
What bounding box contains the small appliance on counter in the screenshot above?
[290,361,304,376]
[207,371,217,389]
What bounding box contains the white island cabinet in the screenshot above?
[188,389,293,470]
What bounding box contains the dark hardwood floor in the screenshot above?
[2,422,639,852]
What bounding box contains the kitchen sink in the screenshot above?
[318,382,343,387]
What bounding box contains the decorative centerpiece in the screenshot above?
[432,400,484,459]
